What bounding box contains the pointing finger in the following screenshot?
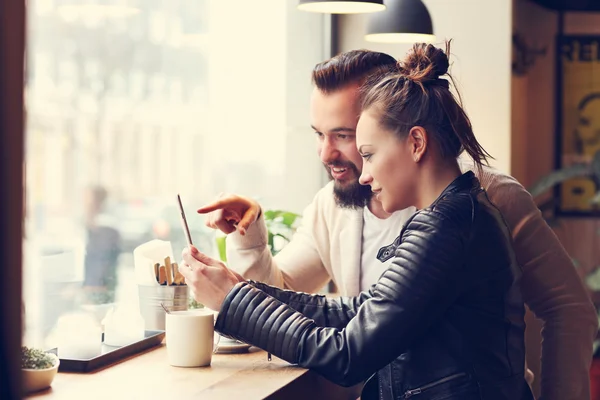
[197,198,241,214]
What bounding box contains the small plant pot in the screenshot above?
[22,353,60,394]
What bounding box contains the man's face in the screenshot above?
[310,85,372,208]
[576,97,600,156]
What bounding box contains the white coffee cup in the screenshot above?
[165,310,215,367]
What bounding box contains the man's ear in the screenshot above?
[408,126,428,162]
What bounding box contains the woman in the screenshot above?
[180,42,533,400]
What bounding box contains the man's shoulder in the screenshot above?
[460,159,525,192]
[460,159,537,226]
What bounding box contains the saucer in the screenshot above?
[214,336,252,354]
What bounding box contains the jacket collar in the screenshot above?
[430,171,478,207]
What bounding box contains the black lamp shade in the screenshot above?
[365,0,435,43]
[298,0,386,14]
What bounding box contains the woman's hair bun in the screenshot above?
[397,41,450,84]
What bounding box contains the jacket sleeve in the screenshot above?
[485,174,598,400]
[225,194,331,293]
[248,281,372,329]
[215,209,468,387]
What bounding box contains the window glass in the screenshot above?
[24,0,327,348]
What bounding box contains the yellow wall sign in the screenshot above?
[557,36,600,216]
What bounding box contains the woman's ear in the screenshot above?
[408,126,428,162]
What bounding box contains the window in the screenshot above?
[23,0,329,349]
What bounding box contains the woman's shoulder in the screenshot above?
[397,192,476,259]
[408,191,476,238]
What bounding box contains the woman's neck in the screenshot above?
[414,160,462,210]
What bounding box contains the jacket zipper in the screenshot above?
[403,372,468,399]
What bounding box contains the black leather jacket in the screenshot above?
[215,172,532,400]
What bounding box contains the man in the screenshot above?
[199,50,597,400]
[575,92,600,158]
[82,185,121,304]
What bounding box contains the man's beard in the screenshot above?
[325,162,373,209]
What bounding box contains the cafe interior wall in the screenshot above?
[513,1,600,395]
[512,0,600,271]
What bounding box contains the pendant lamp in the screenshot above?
[298,0,385,14]
[365,0,435,43]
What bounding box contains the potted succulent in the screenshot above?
[21,346,60,393]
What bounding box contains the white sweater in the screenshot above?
[226,164,597,400]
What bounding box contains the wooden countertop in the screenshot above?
[27,344,361,400]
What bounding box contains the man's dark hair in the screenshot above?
[311,49,397,93]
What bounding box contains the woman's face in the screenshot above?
[356,109,418,213]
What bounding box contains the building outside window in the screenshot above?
[23,0,329,349]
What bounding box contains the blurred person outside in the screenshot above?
[82,185,121,305]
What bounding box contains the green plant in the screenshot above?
[528,150,600,212]
[527,151,600,266]
[527,150,600,352]
[263,210,302,256]
[21,347,55,370]
[188,298,205,310]
[214,209,301,260]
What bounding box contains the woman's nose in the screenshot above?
[359,171,372,186]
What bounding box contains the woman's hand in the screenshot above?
[179,245,244,311]
[197,193,261,236]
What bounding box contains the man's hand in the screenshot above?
[179,245,243,311]
[197,194,261,236]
